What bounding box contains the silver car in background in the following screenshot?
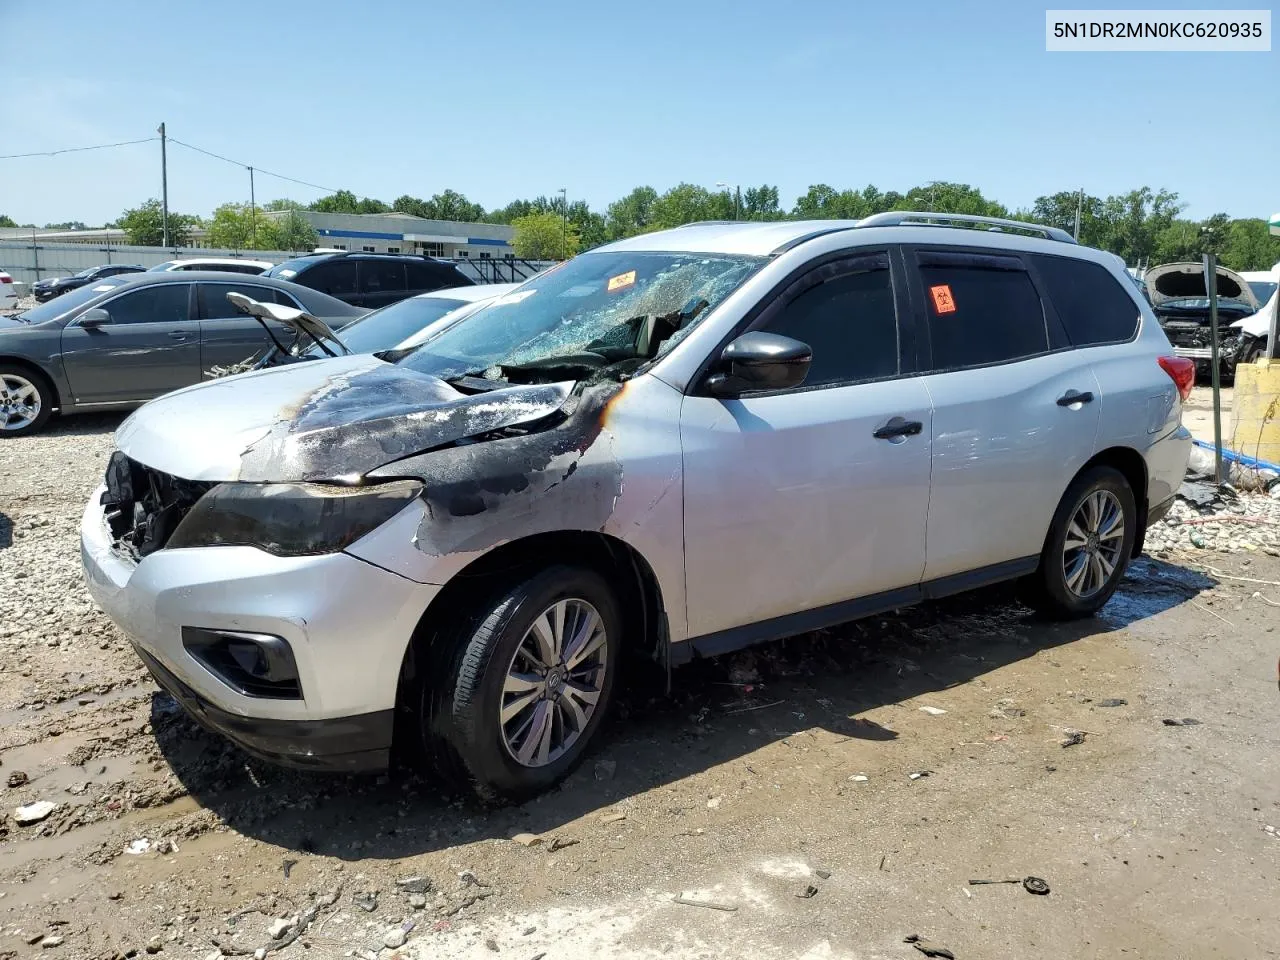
[81,213,1193,799]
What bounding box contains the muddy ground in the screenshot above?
[2,414,1278,960]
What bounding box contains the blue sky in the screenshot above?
[3,0,1276,225]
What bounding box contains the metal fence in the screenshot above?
[0,240,551,291]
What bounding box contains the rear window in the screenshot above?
[266,257,326,281]
[407,259,471,292]
[358,260,406,295]
[1031,254,1140,346]
[309,297,467,356]
[918,253,1049,369]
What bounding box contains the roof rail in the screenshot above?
[855,211,1077,244]
[674,220,741,228]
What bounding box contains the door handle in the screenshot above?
[1056,390,1094,407]
[873,416,924,440]
[168,331,189,341]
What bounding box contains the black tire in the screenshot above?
[0,364,55,437]
[1026,465,1137,619]
[420,565,621,802]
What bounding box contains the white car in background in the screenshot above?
[0,271,17,309]
[149,258,273,275]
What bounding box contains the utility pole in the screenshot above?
[734,185,741,221]
[158,122,170,249]
[1204,253,1225,484]
[559,188,567,257]
[1074,187,1083,241]
[248,166,257,247]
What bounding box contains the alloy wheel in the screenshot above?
[0,374,41,432]
[500,598,608,768]
[1062,489,1125,598]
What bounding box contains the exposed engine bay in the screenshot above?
[100,451,212,559]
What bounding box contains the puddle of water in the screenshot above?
[0,682,152,729]
[2,794,202,876]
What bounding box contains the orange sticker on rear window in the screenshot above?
[930,284,956,314]
[607,270,636,293]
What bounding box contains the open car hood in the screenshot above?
[116,355,574,482]
[1145,262,1260,310]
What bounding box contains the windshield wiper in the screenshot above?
[444,371,508,393]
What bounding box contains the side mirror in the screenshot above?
[78,308,111,329]
[705,331,812,397]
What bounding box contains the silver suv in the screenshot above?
[80,214,1194,799]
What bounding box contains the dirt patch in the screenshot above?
[3,416,1279,958]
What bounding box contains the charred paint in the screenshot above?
[370,381,625,557]
[235,363,573,482]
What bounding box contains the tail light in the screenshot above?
[0,275,12,284]
[1158,355,1195,402]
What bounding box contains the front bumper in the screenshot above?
[80,485,440,771]
[138,645,392,771]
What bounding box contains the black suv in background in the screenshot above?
[33,264,147,302]
[265,253,473,308]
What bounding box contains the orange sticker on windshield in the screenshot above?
[930,284,956,314]
[607,270,636,293]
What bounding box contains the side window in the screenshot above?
[406,260,444,292]
[917,252,1048,370]
[198,283,281,320]
[358,260,405,295]
[1030,254,1140,346]
[102,285,191,325]
[272,289,302,308]
[303,260,357,298]
[758,255,899,388]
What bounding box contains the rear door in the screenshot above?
[357,260,407,309]
[59,283,200,403]
[406,259,468,296]
[196,281,299,376]
[907,247,1101,582]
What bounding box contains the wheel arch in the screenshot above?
[391,530,669,760]
[0,356,61,411]
[1077,446,1149,557]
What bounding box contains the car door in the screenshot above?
[59,283,200,404]
[357,260,407,309]
[907,247,1102,582]
[196,281,299,376]
[680,250,933,639]
[299,259,358,305]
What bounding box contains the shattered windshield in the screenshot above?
[394,251,763,382]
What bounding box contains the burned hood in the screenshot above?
[1145,262,1260,309]
[116,354,575,482]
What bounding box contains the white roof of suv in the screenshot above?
[149,258,274,273]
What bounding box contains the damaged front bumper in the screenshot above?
[80,485,440,772]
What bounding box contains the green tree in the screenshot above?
[901,182,1006,217]
[117,199,200,246]
[262,198,305,212]
[650,183,729,230]
[742,185,783,221]
[205,203,259,250]
[260,209,319,253]
[392,194,429,218]
[511,212,579,259]
[605,186,659,239]
[43,220,88,230]
[0,214,16,228]
[1219,218,1280,272]
[422,190,485,222]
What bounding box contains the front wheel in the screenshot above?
[1026,466,1137,619]
[422,565,621,801]
[0,366,54,437]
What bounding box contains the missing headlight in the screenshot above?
[167,480,423,557]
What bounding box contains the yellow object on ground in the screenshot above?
[1229,359,1280,466]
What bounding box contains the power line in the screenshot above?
[167,137,337,194]
[0,136,157,160]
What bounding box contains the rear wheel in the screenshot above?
[1027,466,1137,619]
[420,565,620,801]
[0,366,54,437]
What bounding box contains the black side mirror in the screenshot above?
[78,308,111,329]
[705,331,812,397]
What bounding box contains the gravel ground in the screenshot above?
[2,414,1279,959]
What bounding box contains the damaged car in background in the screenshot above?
[0,271,364,436]
[212,283,520,377]
[81,213,1192,799]
[1144,261,1261,379]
